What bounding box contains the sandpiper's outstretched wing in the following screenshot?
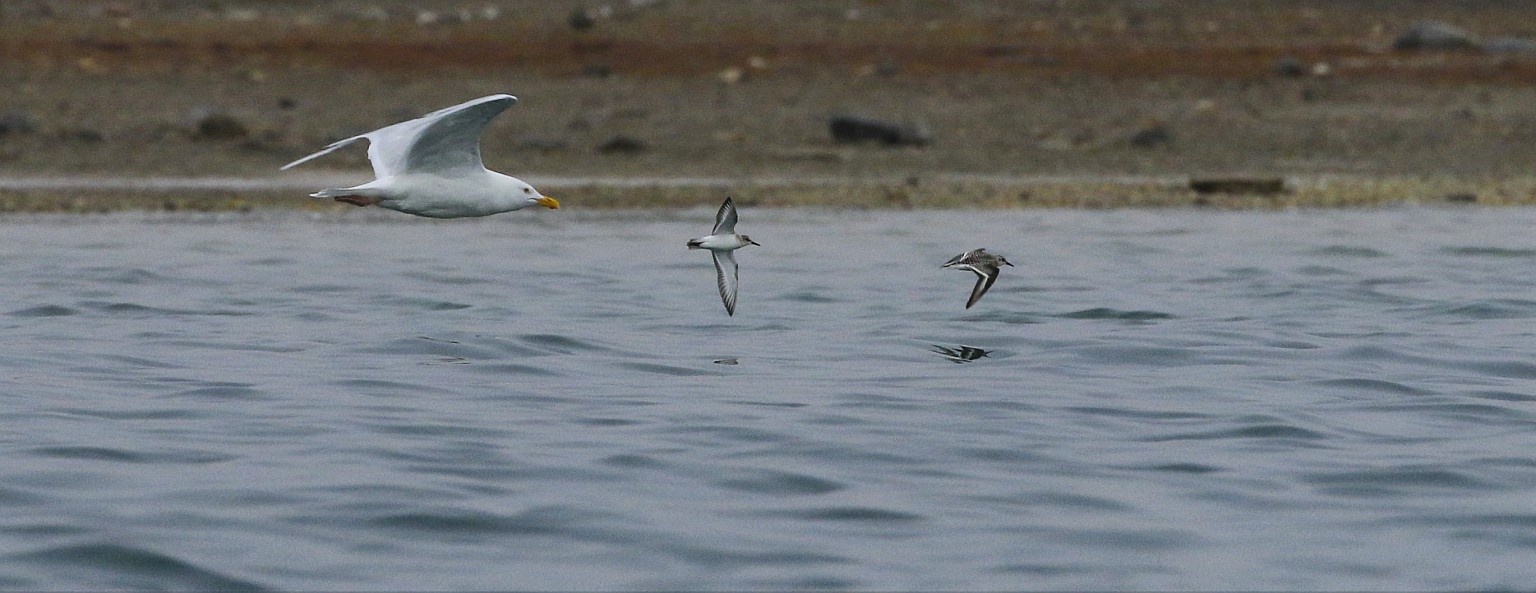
[713,250,739,316]
[281,94,516,179]
[943,248,984,268]
[964,264,1000,309]
[712,197,739,235]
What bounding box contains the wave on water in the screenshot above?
[9,544,268,591]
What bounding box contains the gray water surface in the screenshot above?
[3,206,1535,590]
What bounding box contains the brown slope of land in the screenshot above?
[2,0,1535,209]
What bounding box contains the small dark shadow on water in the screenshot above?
[993,562,1101,576]
[168,384,273,400]
[1295,264,1351,277]
[1191,266,1269,284]
[366,508,564,537]
[617,362,719,376]
[600,454,668,469]
[715,470,845,496]
[730,400,809,408]
[28,446,234,464]
[370,296,472,311]
[7,304,78,317]
[168,339,303,353]
[740,575,860,590]
[781,288,842,303]
[1142,462,1224,474]
[1302,466,1491,498]
[955,310,1039,324]
[1470,390,1536,402]
[570,417,642,427]
[1312,377,1433,396]
[1058,308,1176,321]
[1143,423,1327,443]
[54,407,199,420]
[1066,406,1212,421]
[81,301,249,317]
[763,506,925,522]
[1441,246,1536,258]
[931,344,990,363]
[1310,245,1391,258]
[399,271,497,285]
[465,363,562,376]
[518,333,615,354]
[955,446,1048,465]
[330,378,456,397]
[1434,300,1536,320]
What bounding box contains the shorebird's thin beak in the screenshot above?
[536,196,560,209]
[749,239,761,246]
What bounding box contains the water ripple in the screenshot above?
[7,304,79,317]
[764,507,926,522]
[9,544,268,591]
[1303,467,1493,497]
[1441,246,1536,258]
[27,446,235,464]
[714,470,845,496]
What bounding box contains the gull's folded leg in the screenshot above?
[332,195,383,207]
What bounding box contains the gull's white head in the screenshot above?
[511,179,559,210]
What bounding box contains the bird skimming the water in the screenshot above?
[280,94,559,218]
[943,248,1013,309]
[688,198,760,316]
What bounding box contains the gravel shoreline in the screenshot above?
[3,1,1535,210]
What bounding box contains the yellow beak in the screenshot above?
[536,196,560,209]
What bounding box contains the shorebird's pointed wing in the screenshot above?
[964,265,1000,309]
[712,198,738,235]
[943,248,983,268]
[713,250,739,316]
[281,94,516,179]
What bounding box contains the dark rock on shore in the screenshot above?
[1129,124,1171,148]
[1393,21,1477,51]
[597,135,646,154]
[1274,56,1306,77]
[829,116,930,147]
[1190,177,1287,195]
[0,112,38,137]
[190,109,249,141]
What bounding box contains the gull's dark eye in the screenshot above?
[523,187,531,194]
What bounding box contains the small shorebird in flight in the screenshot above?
[943,248,1013,309]
[688,197,760,316]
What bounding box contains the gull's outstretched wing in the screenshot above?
[712,197,738,235]
[965,265,1000,309]
[281,94,517,179]
[279,135,369,173]
[713,250,739,316]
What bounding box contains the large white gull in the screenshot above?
[280,94,559,218]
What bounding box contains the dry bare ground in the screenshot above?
[3,0,1536,210]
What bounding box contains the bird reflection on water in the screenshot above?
[931,344,991,364]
